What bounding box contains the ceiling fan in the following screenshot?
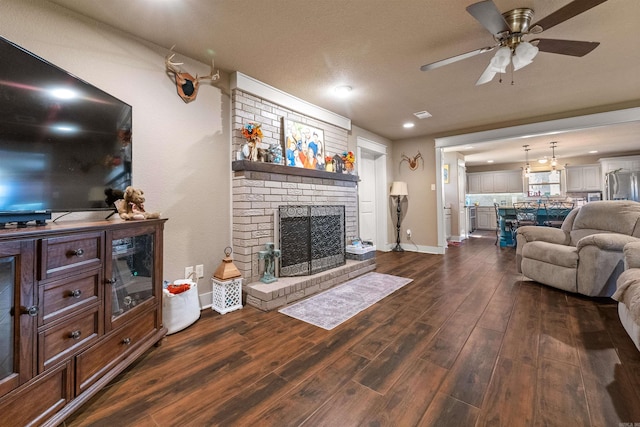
[420,0,608,85]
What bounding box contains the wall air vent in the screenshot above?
[413,110,432,119]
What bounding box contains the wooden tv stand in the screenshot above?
[0,218,167,426]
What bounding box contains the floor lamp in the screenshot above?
[390,181,408,252]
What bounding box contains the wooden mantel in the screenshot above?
[232,160,359,182]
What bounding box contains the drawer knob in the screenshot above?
[122,337,131,345]
[71,289,83,298]
[73,248,85,257]
[105,278,117,285]
[20,305,39,317]
[69,330,82,340]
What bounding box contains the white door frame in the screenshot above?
[357,137,388,250]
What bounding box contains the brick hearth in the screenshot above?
[245,258,376,311]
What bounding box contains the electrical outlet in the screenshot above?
[406,229,412,239]
[185,266,194,279]
[196,264,204,278]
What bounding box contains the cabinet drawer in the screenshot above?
[0,361,71,427]
[39,232,103,281]
[40,271,101,326]
[39,306,102,372]
[76,308,158,394]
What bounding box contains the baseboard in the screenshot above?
[383,243,445,254]
[199,292,212,310]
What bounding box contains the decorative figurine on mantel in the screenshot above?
[258,242,281,284]
[241,121,264,162]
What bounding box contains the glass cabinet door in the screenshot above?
[0,241,34,398]
[105,226,159,331]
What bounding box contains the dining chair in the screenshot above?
[543,201,575,227]
[494,202,516,246]
[513,201,539,228]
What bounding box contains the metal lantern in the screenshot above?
[213,247,241,280]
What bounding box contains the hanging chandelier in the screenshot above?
[550,141,558,169]
[523,144,531,177]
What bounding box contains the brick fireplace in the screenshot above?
[230,86,376,310]
[232,161,358,282]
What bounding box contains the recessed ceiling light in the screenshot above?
[464,146,474,150]
[487,160,494,163]
[334,85,352,97]
[589,150,598,154]
[538,158,548,164]
[403,122,415,128]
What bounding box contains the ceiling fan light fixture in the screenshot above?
[512,41,539,70]
[489,46,512,73]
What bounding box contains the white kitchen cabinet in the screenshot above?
[468,173,481,193]
[476,207,497,230]
[599,156,640,174]
[467,171,523,194]
[492,172,508,192]
[566,164,601,192]
[506,171,524,193]
[480,174,494,193]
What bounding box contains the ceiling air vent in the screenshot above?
[413,110,432,119]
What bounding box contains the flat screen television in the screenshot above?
[0,35,132,224]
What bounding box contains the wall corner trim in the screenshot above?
[230,72,351,130]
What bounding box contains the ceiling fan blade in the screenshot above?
[476,63,497,86]
[531,0,608,32]
[466,0,509,35]
[420,45,496,72]
[532,39,600,57]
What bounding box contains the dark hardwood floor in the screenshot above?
[65,231,640,426]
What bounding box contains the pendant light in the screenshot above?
[550,141,558,169]
[550,141,559,177]
[523,145,531,177]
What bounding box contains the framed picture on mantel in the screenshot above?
[283,118,325,170]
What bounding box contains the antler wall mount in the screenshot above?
[401,152,423,171]
[165,46,220,103]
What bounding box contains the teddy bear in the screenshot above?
[116,186,160,220]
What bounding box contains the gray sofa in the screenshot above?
[516,200,640,297]
[613,241,640,351]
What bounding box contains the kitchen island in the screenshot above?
[496,206,573,247]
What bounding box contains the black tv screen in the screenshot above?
[0,36,132,215]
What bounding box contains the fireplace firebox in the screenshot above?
[279,205,345,277]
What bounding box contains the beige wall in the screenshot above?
[390,137,439,249]
[2,0,231,289]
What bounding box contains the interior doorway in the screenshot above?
[357,138,388,249]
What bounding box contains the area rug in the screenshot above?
[278,272,413,330]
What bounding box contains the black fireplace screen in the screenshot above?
[279,205,345,277]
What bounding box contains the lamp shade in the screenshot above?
[390,181,408,196]
[512,42,538,71]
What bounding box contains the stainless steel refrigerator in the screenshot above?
[605,171,639,201]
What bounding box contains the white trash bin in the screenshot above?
[162,279,201,335]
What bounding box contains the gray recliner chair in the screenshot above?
[516,200,640,297]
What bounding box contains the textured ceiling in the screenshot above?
[47,0,640,165]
